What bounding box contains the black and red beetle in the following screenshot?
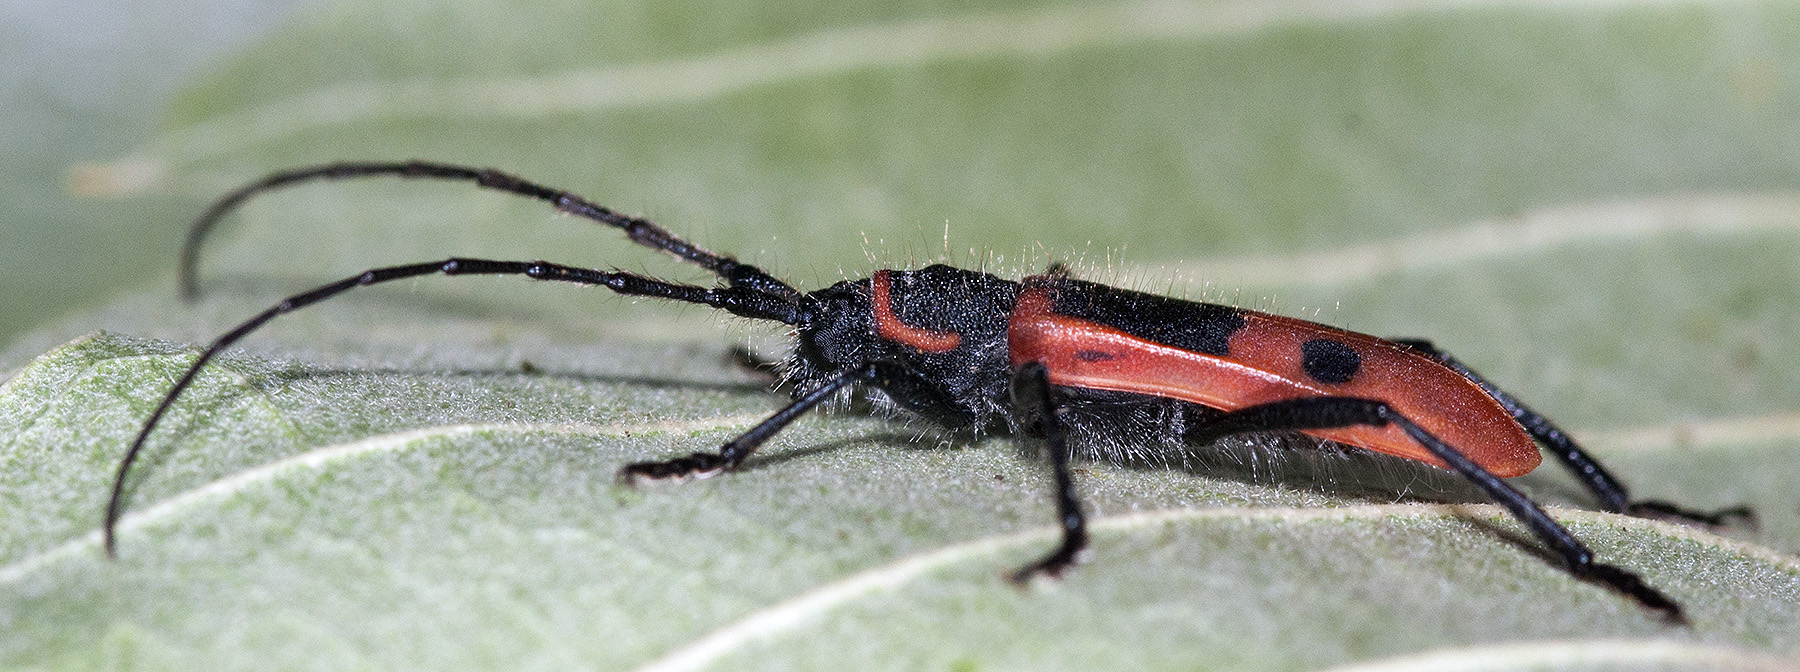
[106,161,1750,622]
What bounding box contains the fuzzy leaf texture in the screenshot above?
[4,0,1800,670]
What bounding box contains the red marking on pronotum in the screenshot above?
[871,269,962,353]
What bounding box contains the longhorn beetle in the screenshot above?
[107,161,1752,623]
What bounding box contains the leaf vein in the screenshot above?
[1313,638,1800,672]
[0,412,766,585]
[629,504,1800,672]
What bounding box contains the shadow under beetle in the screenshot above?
[105,161,1754,624]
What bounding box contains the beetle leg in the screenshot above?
[1393,339,1756,529]
[1008,361,1091,583]
[1185,396,1686,624]
[618,362,876,482]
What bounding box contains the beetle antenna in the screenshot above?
[106,257,807,557]
[180,161,801,303]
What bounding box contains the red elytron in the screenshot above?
[1007,284,1539,476]
[106,161,1750,624]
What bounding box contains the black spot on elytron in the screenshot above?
[1301,338,1360,384]
[1075,350,1116,362]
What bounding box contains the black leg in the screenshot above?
[1009,361,1090,583]
[180,161,801,302]
[617,362,875,482]
[105,257,806,557]
[1186,396,1686,623]
[1393,339,1755,529]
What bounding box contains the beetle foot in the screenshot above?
[617,452,729,485]
[1628,500,1758,531]
[1007,543,1088,586]
[1578,562,1688,626]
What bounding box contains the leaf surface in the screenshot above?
[5,0,1800,670]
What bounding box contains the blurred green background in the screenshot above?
[0,0,314,346]
[4,0,1800,669]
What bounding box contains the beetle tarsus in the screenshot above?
[1578,562,1688,626]
[1627,500,1759,531]
[617,452,730,484]
[616,364,875,487]
[1009,541,1086,585]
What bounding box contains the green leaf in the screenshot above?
[6,0,1800,670]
